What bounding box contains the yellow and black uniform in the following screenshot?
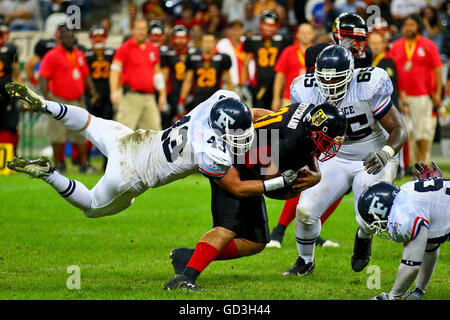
[243,34,290,109]
[0,43,19,138]
[185,51,232,108]
[84,48,115,120]
[161,46,198,122]
[212,103,316,243]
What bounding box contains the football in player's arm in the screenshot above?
[358,162,449,300]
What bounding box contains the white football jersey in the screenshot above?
[130,90,237,187]
[290,67,393,161]
[388,178,450,243]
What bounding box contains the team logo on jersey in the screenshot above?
[311,109,328,127]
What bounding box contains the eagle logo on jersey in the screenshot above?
[311,109,328,127]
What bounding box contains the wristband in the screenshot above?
[178,97,185,105]
[382,145,395,158]
[263,176,285,192]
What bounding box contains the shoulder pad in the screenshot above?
[190,54,202,61]
[188,47,198,54]
[212,54,223,61]
[272,34,283,42]
[104,48,115,56]
[84,50,94,57]
[250,35,263,41]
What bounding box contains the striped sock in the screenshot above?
[43,171,92,211]
[44,100,90,131]
[295,220,321,264]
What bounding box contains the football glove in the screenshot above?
[413,161,442,180]
[263,169,298,192]
[363,149,391,175]
[370,292,394,300]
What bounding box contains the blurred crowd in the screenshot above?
[0,0,449,175]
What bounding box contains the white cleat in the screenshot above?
[322,240,340,248]
[266,240,282,248]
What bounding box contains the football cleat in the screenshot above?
[266,240,281,248]
[404,288,424,300]
[321,240,340,248]
[170,247,194,275]
[5,82,48,113]
[266,225,285,248]
[283,256,315,276]
[370,292,394,300]
[7,156,54,179]
[164,274,203,291]
[351,228,372,272]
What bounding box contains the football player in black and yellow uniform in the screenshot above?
[177,32,233,115]
[84,25,114,170]
[160,25,197,127]
[0,20,21,154]
[242,10,290,109]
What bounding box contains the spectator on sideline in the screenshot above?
[390,0,427,28]
[202,2,228,36]
[110,19,166,131]
[0,0,42,31]
[272,23,315,110]
[174,4,202,31]
[253,0,277,16]
[242,2,259,36]
[389,15,443,164]
[39,26,99,173]
[120,2,139,39]
[369,32,399,110]
[222,0,248,23]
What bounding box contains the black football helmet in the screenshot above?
[303,103,347,162]
[148,20,165,46]
[171,25,190,55]
[89,25,107,50]
[315,45,354,102]
[332,13,369,57]
[259,10,279,39]
[357,182,401,239]
[210,97,254,156]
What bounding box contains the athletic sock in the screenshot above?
[44,100,90,131]
[184,241,219,281]
[43,171,92,210]
[216,240,240,260]
[295,220,321,264]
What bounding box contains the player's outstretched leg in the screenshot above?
[7,156,92,211]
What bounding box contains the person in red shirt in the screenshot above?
[271,23,315,111]
[39,25,98,173]
[389,14,443,164]
[109,19,167,131]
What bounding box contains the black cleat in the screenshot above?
[170,247,194,275]
[351,228,372,272]
[283,256,315,276]
[164,274,203,291]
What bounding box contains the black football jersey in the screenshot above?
[34,39,57,58]
[0,43,18,83]
[161,46,198,107]
[84,48,115,97]
[237,103,316,180]
[243,34,290,89]
[185,51,232,104]
[356,45,373,68]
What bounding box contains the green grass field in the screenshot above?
[0,161,449,300]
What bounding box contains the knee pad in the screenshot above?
[296,205,312,224]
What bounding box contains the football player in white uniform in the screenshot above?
[4,83,302,219]
[283,44,408,276]
[358,162,449,300]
